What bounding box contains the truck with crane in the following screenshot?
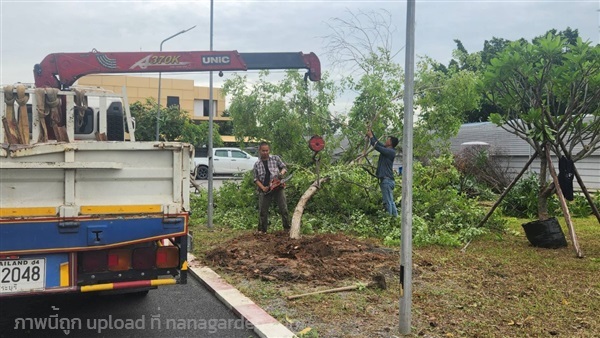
[0,49,321,297]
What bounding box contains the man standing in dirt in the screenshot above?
[366,129,399,217]
[253,141,290,234]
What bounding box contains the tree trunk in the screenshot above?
[537,152,550,220]
[289,177,330,239]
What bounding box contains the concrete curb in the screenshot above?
[187,253,296,338]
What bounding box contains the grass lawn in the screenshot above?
[190,216,599,337]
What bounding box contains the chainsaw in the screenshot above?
[266,173,293,193]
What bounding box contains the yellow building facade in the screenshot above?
[77,75,228,121]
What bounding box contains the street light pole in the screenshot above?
[207,0,215,228]
[155,25,196,141]
[400,0,416,334]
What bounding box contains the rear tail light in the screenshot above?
[80,243,179,273]
[81,251,108,272]
[132,247,155,269]
[108,249,131,271]
[156,246,179,268]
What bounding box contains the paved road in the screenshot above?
[0,276,258,338]
[193,176,242,192]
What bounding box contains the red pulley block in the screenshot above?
[308,135,325,152]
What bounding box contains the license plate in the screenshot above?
[0,258,46,294]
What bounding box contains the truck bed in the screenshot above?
[0,141,193,254]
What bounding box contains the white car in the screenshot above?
[193,147,258,179]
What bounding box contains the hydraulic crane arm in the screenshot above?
[34,49,321,89]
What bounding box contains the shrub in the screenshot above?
[567,191,600,218]
[501,172,559,218]
[189,192,208,224]
[454,145,512,194]
[190,155,506,247]
[411,155,505,244]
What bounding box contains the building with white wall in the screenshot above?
[450,122,600,191]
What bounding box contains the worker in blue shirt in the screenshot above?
[367,129,399,217]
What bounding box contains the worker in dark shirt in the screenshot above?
[367,129,399,217]
[253,142,289,233]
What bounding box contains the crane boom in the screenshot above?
[34,50,321,89]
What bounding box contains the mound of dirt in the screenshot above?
[203,232,399,285]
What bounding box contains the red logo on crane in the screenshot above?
[129,55,191,70]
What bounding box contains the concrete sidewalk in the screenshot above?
[187,253,296,338]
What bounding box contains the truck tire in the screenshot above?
[196,165,209,180]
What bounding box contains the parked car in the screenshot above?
[193,147,258,179]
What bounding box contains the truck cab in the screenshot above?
[2,84,132,143]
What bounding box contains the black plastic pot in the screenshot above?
[521,217,568,249]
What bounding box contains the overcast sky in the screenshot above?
[1,0,599,112]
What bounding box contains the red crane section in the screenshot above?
[34,49,321,89]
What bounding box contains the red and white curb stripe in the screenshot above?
[187,253,296,338]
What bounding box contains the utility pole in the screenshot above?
[207,0,215,228]
[597,6,599,45]
[400,0,416,335]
